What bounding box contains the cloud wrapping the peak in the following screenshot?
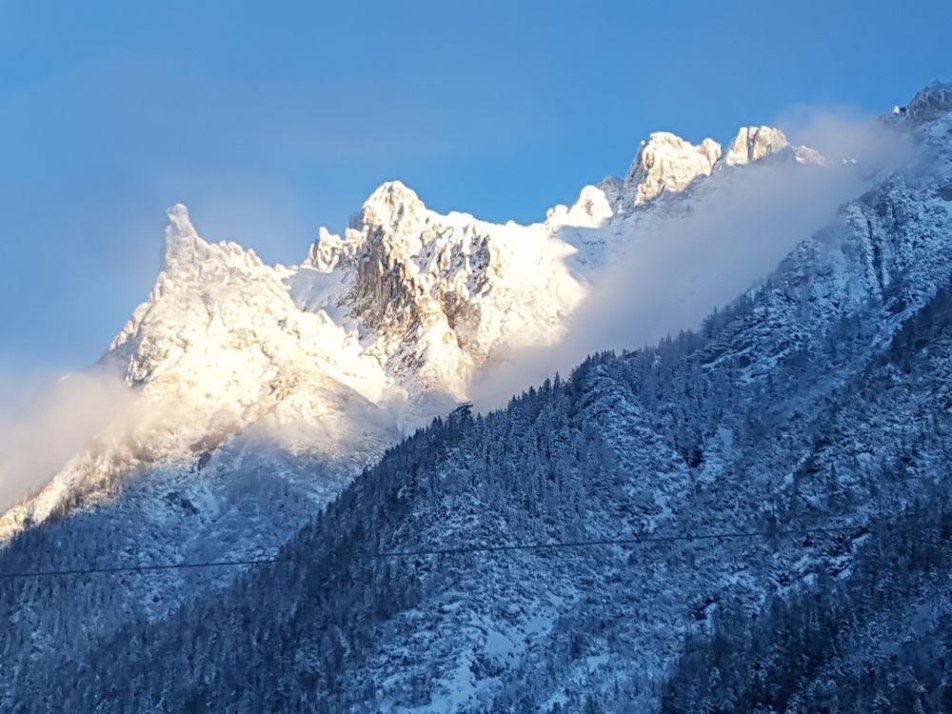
[469,112,915,410]
[0,372,138,512]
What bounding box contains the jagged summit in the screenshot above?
[906,81,952,124]
[2,98,899,544]
[619,125,823,207]
[166,202,195,237]
[305,178,586,400]
[160,202,266,280]
[161,203,202,268]
[724,126,791,165]
[624,131,723,205]
[338,121,819,240]
[545,184,614,229]
[352,179,427,232]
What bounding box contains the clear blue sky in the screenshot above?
[2,0,950,377]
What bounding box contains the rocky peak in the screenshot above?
[546,184,614,229]
[352,180,427,232]
[162,203,203,270]
[160,203,265,282]
[301,179,588,399]
[906,82,952,125]
[623,132,723,205]
[724,126,791,166]
[307,181,433,280]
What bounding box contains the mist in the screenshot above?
[0,372,138,512]
[469,112,915,410]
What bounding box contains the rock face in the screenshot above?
[724,125,792,165]
[306,181,584,400]
[620,126,823,209]
[906,80,952,124]
[624,132,724,205]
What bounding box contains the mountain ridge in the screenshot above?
[1,120,831,542]
[2,85,949,711]
[19,89,948,704]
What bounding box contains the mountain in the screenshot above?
[0,119,831,707]
[0,122,824,545]
[2,84,950,711]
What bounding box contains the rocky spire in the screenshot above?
[161,203,204,272]
[724,126,791,166]
[352,180,427,233]
[623,132,722,205]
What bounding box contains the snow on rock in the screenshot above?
[724,126,791,165]
[308,180,586,398]
[794,145,826,165]
[724,126,827,167]
[546,185,614,229]
[1,122,829,541]
[906,81,952,125]
[0,206,405,540]
[618,127,822,211]
[623,131,723,205]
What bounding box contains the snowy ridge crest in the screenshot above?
[620,125,822,208]
[307,180,585,398]
[905,81,952,124]
[0,117,854,539]
[624,131,723,205]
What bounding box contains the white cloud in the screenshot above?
[0,372,137,511]
[470,112,914,410]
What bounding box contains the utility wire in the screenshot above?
[0,522,865,581]
[0,555,303,581]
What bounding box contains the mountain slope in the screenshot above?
[2,83,948,711]
[0,113,847,709]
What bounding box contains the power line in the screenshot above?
[0,522,865,581]
[0,555,302,581]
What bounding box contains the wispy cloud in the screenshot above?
[0,372,137,512]
[469,111,914,410]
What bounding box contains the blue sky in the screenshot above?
[2,0,951,376]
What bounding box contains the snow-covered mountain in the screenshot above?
[0,124,823,543]
[301,179,585,400]
[3,83,950,712]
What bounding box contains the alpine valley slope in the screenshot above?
[0,115,836,698]
[2,84,949,711]
[32,82,947,713]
